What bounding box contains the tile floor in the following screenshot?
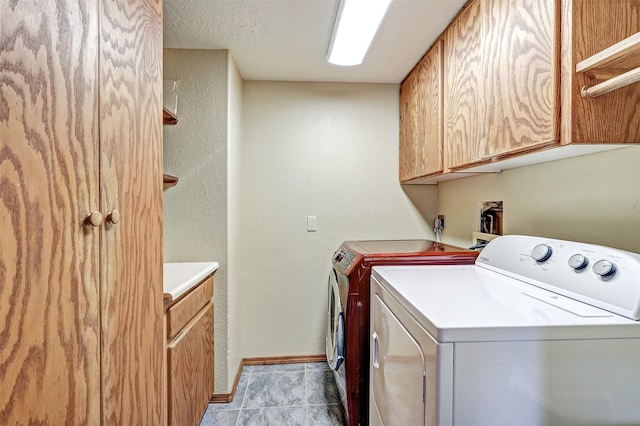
[199,362,345,426]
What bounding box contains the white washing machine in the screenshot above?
[370,235,640,426]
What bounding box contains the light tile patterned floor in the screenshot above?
[199,362,345,426]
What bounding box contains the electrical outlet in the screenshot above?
[438,215,445,229]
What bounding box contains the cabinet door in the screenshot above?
[168,303,215,426]
[399,41,444,181]
[99,0,164,424]
[0,2,101,424]
[399,65,420,181]
[370,295,426,426]
[483,0,559,157]
[444,0,484,170]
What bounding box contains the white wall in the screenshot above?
[238,81,437,358]
[437,146,640,253]
[162,63,437,391]
[163,49,230,393]
[227,55,243,391]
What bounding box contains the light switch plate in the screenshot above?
[307,216,317,232]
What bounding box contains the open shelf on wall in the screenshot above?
[577,32,640,98]
[163,107,178,125]
[163,174,178,190]
[162,105,178,190]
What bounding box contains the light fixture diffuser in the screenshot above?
[327,0,393,66]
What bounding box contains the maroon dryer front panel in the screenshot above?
[329,240,478,426]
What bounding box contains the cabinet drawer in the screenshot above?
[167,275,213,340]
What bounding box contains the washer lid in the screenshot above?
[372,265,640,343]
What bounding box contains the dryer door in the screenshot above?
[326,269,345,371]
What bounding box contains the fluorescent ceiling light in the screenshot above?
[327,0,393,66]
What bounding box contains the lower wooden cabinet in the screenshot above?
[165,275,215,426]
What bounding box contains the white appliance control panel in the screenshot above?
[333,248,356,270]
[477,235,640,320]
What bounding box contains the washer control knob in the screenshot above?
[568,254,589,270]
[531,244,553,262]
[593,260,617,278]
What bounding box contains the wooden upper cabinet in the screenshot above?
[421,42,444,178]
[399,60,420,181]
[402,0,640,183]
[444,0,483,171]
[482,0,559,157]
[445,0,558,170]
[400,41,444,182]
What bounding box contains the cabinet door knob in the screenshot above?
[86,211,103,227]
[107,209,121,224]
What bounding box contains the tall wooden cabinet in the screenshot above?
[0,0,163,424]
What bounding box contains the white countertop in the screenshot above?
[163,262,219,302]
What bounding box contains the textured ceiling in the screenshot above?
[163,0,467,83]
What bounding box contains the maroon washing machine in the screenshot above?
[326,240,478,425]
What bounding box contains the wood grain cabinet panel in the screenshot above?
[405,0,640,183]
[100,0,163,424]
[400,41,444,182]
[0,2,101,423]
[0,0,163,424]
[167,276,214,339]
[399,65,419,181]
[564,0,640,144]
[445,0,558,170]
[167,303,215,426]
[482,0,559,157]
[444,0,484,170]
